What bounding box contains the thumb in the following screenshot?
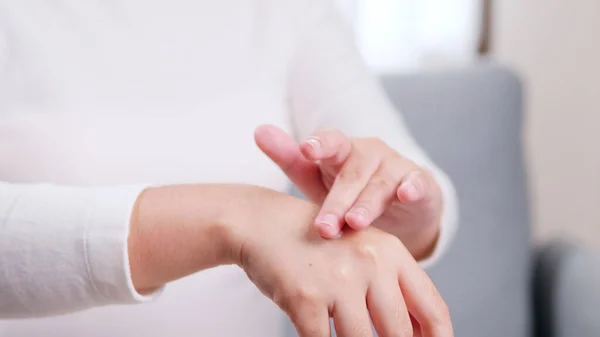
[254,124,327,203]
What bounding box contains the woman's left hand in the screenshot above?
[255,125,444,260]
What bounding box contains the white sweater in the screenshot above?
[0,1,458,336]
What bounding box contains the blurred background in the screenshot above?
[495,0,600,252]
[324,2,600,336]
[336,0,600,251]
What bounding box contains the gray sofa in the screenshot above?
[384,65,600,337]
[287,64,600,337]
[383,64,531,337]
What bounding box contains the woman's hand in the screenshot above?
[255,125,443,260]
[129,184,452,337]
[229,188,452,337]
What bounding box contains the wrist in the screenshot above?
[127,184,245,292]
[219,185,320,268]
[217,184,289,267]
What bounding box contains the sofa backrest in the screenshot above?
[381,65,532,337]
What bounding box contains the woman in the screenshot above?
[0,1,458,336]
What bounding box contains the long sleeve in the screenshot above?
[288,0,458,268]
[0,183,157,318]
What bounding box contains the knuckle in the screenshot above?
[377,158,406,183]
[354,242,381,264]
[292,284,323,306]
[273,283,322,313]
[378,232,403,253]
[388,155,412,171]
[370,175,397,191]
[338,167,365,183]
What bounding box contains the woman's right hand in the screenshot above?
[227,188,452,337]
[129,184,452,337]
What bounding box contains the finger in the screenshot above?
[254,124,328,203]
[332,296,374,337]
[346,157,414,230]
[314,150,380,238]
[289,303,332,337]
[300,129,352,169]
[397,170,431,204]
[367,274,413,337]
[395,249,453,337]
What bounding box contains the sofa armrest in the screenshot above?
[533,241,600,337]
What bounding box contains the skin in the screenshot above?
[254,125,444,260]
[128,184,453,337]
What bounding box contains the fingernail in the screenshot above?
[304,137,322,151]
[315,214,339,236]
[332,231,343,239]
[347,207,370,229]
[349,207,367,221]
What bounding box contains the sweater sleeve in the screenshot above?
[288,0,459,268]
[0,182,159,318]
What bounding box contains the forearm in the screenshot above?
[0,182,267,317]
[127,184,266,293]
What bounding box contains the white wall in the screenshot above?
[336,0,481,71]
[494,1,600,248]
